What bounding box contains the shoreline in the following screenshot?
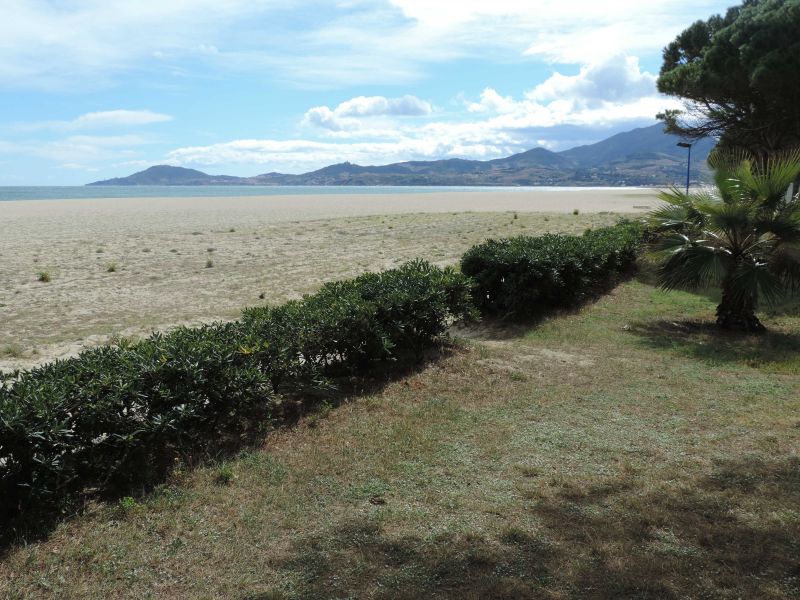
[0,189,659,223]
[0,185,658,202]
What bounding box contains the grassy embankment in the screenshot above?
[1,263,798,599]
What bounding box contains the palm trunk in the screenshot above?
[716,273,764,332]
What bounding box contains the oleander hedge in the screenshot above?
[461,221,644,316]
[0,260,475,525]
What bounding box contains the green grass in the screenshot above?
[1,277,798,599]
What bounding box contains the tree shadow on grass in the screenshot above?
[258,518,556,600]
[454,280,638,344]
[762,295,800,318]
[529,455,800,599]
[451,318,538,342]
[255,456,800,599]
[627,319,800,371]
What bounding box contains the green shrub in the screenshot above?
[0,322,272,522]
[117,496,138,513]
[242,259,477,388]
[36,270,51,282]
[215,464,235,486]
[461,221,643,317]
[0,260,474,526]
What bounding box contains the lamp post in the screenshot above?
[677,142,692,194]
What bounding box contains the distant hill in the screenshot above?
[90,165,244,186]
[88,124,716,187]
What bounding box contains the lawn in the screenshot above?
[1,272,798,599]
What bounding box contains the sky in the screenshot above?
[0,0,734,185]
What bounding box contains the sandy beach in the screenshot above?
[0,189,658,370]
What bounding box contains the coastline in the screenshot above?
[0,189,658,221]
[0,185,658,202]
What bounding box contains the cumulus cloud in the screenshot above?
[165,136,501,173]
[163,53,679,173]
[338,95,432,117]
[528,56,656,105]
[467,89,518,114]
[465,55,673,128]
[304,95,433,131]
[164,103,667,173]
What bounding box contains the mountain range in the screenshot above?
[88,124,715,187]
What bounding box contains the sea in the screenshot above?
[0,185,641,202]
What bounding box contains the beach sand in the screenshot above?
[0,189,658,370]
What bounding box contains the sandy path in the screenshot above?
[0,189,658,370]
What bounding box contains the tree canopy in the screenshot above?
[657,0,800,157]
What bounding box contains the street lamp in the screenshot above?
[677,141,692,195]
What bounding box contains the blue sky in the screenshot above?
[0,0,733,185]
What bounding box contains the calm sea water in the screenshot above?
[0,185,638,202]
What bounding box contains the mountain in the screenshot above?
[88,124,715,187]
[90,165,243,186]
[559,125,716,178]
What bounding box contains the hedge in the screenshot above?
[0,259,475,526]
[461,221,644,316]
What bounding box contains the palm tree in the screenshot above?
[648,150,800,332]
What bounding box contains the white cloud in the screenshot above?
[304,95,433,131]
[0,0,280,88]
[337,95,432,117]
[14,110,173,132]
[165,137,499,173]
[0,134,157,163]
[529,56,656,105]
[164,53,680,173]
[384,1,730,64]
[1,1,734,89]
[59,163,101,172]
[462,55,674,131]
[67,110,173,129]
[34,134,154,162]
[467,89,518,114]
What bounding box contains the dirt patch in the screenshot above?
[523,348,595,367]
[476,345,595,377]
